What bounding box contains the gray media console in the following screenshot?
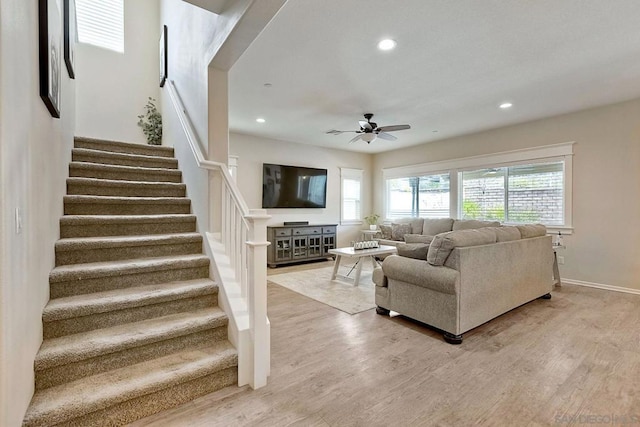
[267,224,337,267]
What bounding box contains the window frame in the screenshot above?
[340,167,364,225]
[382,142,574,233]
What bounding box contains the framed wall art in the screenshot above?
[64,0,77,79]
[159,25,168,87]
[39,0,62,118]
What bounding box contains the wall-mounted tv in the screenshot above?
[262,163,327,208]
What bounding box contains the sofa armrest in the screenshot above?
[382,255,459,295]
[372,267,387,287]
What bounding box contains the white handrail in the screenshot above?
[166,80,270,389]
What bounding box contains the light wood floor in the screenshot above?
[131,261,640,426]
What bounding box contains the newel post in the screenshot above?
[245,208,271,388]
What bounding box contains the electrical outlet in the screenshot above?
[557,256,565,265]
[15,207,22,234]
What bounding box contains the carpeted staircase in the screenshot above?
[23,137,238,426]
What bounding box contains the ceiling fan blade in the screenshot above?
[326,129,358,135]
[378,124,411,132]
[359,120,372,131]
[376,132,397,141]
[349,134,363,144]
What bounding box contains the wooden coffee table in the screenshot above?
[328,245,397,287]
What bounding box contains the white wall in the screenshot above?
[160,0,219,150]
[230,132,374,247]
[75,0,160,144]
[374,98,640,291]
[0,0,76,424]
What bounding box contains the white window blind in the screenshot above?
[340,168,363,224]
[76,0,124,53]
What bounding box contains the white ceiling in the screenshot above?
[228,0,640,153]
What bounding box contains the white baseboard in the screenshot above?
[561,278,640,295]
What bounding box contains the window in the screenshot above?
[341,168,363,224]
[76,0,124,53]
[386,173,450,219]
[382,143,573,231]
[461,162,564,225]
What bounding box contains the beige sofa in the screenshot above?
[376,217,501,247]
[372,224,554,344]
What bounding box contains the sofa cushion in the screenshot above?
[379,224,393,240]
[395,217,425,234]
[452,219,501,231]
[492,226,521,242]
[516,224,547,238]
[391,223,412,241]
[396,243,430,260]
[427,228,498,266]
[403,234,434,244]
[422,218,454,235]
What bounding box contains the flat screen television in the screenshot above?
[262,163,327,208]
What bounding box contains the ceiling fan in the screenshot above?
[326,113,411,144]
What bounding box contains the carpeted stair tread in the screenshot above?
[72,147,178,169]
[59,214,196,237]
[23,342,237,426]
[74,136,175,158]
[64,194,190,204]
[69,162,182,183]
[67,177,186,197]
[64,195,191,215]
[43,279,217,322]
[55,232,202,252]
[35,307,228,370]
[49,254,210,283]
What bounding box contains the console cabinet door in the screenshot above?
[322,234,336,256]
[274,237,292,262]
[292,236,308,259]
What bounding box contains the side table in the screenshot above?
[361,229,381,241]
[552,245,565,287]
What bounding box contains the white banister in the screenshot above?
[166,80,271,388]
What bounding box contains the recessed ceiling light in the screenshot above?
[499,102,513,109]
[263,83,272,88]
[377,39,397,51]
[256,118,266,123]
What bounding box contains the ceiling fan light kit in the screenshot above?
[327,113,411,144]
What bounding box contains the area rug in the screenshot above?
[268,265,376,314]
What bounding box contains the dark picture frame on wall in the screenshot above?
[159,25,168,87]
[39,0,62,118]
[64,0,77,79]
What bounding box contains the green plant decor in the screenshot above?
[364,213,381,226]
[137,97,162,145]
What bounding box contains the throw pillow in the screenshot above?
[396,243,430,260]
[395,217,425,234]
[404,234,434,244]
[391,223,412,241]
[379,224,393,240]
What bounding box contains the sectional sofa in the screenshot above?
[372,218,554,344]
